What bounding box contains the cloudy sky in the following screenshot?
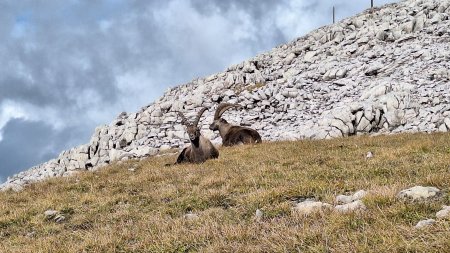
[0,0,399,182]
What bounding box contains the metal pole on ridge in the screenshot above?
[333,6,335,24]
[371,0,374,8]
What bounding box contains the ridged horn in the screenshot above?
[177,111,189,126]
[194,107,208,127]
[214,103,241,120]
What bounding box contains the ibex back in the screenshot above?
[209,103,262,146]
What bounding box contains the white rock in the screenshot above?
[397,186,440,201]
[436,206,450,220]
[444,118,450,129]
[335,195,353,204]
[183,213,199,220]
[255,209,263,222]
[360,83,391,99]
[415,219,435,229]
[352,190,367,200]
[438,124,448,132]
[132,146,158,158]
[303,51,317,62]
[292,200,332,215]
[54,214,66,223]
[44,210,59,218]
[365,64,382,76]
[335,200,366,213]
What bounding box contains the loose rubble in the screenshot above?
[2,0,450,191]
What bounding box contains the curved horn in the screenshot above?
[194,107,208,127]
[177,111,189,126]
[214,103,241,120]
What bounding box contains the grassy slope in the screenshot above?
[0,133,449,252]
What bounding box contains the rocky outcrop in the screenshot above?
[2,0,450,191]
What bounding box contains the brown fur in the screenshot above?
[210,103,262,147]
[175,108,219,164]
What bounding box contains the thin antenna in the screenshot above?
[333,6,335,24]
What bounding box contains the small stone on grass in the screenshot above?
[415,219,435,229]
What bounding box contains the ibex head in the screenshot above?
[178,107,208,141]
[209,103,241,131]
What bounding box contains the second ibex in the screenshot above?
[210,103,262,146]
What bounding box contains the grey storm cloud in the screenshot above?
[0,0,400,182]
[0,119,85,182]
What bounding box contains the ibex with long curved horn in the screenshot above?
[175,107,219,164]
[209,103,262,146]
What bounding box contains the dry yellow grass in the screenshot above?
[1,133,449,252]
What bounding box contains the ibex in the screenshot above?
[175,107,219,164]
[209,103,262,146]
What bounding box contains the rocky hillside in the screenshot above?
[2,0,450,191]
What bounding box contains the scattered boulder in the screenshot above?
[415,219,435,229]
[336,190,367,204]
[436,206,450,220]
[292,200,332,215]
[44,209,66,223]
[335,200,366,213]
[44,210,59,219]
[365,64,382,76]
[54,214,66,223]
[183,212,199,220]
[397,186,441,201]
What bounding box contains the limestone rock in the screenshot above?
[255,209,263,222]
[303,51,317,62]
[336,190,367,204]
[365,64,382,76]
[292,200,332,215]
[44,210,59,219]
[54,214,66,223]
[436,206,450,220]
[415,219,435,229]
[183,213,199,220]
[397,186,440,201]
[335,200,366,213]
